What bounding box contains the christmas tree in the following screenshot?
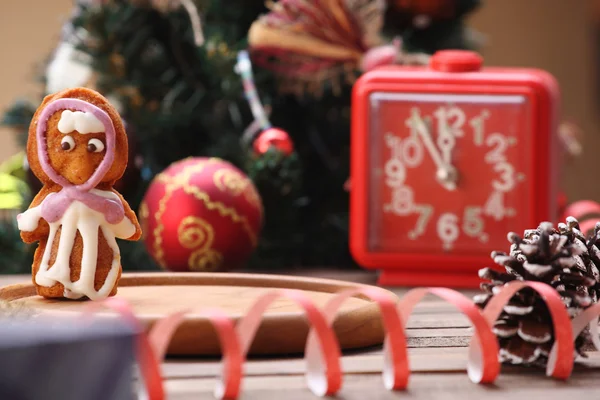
[0,0,481,273]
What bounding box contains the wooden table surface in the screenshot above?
[2,270,600,399]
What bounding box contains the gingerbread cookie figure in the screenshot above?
[17,87,141,300]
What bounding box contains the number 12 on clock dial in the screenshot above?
[370,93,532,256]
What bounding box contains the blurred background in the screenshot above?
[0,0,597,198]
[0,0,598,273]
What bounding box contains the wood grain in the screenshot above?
[161,349,600,380]
[161,347,474,379]
[0,272,396,355]
[165,367,600,400]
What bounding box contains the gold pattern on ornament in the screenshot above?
[180,183,258,246]
[151,160,215,269]
[152,186,172,269]
[178,216,214,251]
[243,185,263,212]
[156,172,171,184]
[188,248,224,271]
[139,201,149,240]
[152,159,258,269]
[174,164,259,246]
[213,168,247,196]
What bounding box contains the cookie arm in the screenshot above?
[112,189,142,241]
[18,187,54,243]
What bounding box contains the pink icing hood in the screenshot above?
[35,98,124,224]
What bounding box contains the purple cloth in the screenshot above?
[0,317,137,400]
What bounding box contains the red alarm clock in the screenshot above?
[350,50,561,287]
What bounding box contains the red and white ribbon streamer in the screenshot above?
[83,281,583,399]
[562,200,600,236]
[482,281,574,379]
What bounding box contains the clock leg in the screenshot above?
[378,270,483,288]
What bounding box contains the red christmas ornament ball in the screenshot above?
[254,128,294,156]
[139,157,263,272]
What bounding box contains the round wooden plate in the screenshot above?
[0,272,396,356]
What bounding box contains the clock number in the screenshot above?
[384,185,433,239]
[485,133,508,164]
[463,206,485,238]
[484,191,506,221]
[409,204,434,240]
[401,136,424,167]
[470,110,490,146]
[385,186,414,216]
[434,106,466,137]
[437,213,459,250]
[434,105,464,165]
[385,133,401,152]
[386,130,424,169]
[492,162,515,192]
[484,130,519,217]
[384,158,406,188]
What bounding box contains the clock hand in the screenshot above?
[437,121,456,166]
[414,114,445,168]
[410,109,458,191]
[436,120,460,191]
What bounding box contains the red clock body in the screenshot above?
[350,50,561,287]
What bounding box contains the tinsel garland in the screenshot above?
[248,0,387,95]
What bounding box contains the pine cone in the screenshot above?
[475,217,600,367]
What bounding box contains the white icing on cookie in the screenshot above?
[34,189,135,300]
[17,201,45,232]
[58,110,105,134]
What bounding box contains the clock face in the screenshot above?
[367,92,533,255]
